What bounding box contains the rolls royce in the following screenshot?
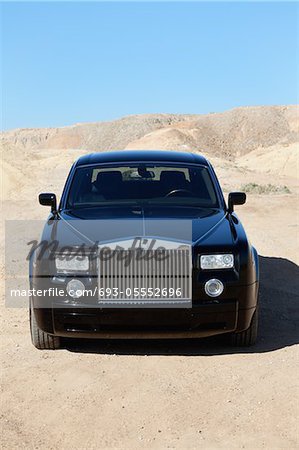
[29,151,259,349]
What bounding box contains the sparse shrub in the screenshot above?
[241,183,291,194]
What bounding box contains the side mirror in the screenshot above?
[228,192,246,213]
[39,193,57,213]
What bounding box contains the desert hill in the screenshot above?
[1,105,298,202]
[2,105,298,158]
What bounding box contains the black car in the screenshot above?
[30,150,259,349]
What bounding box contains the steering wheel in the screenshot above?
[165,189,195,198]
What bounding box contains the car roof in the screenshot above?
[75,150,210,167]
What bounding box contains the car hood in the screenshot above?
[46,206,233,247]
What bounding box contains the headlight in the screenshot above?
[55,254,89,272]
[200,254,234,270]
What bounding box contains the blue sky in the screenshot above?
[1,1,298,130]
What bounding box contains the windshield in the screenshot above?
[66,164,219,209]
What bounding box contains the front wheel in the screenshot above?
[29,300,61,350]
[230,309,258,346]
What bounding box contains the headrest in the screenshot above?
[160,171,187,185]
[95,171,123,188]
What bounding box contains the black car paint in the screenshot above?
[30,151,259,339]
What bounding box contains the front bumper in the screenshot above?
[33,298,256,339]
[31,272,259,338]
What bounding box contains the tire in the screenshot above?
[230,309,258,347]
[29,300,60,350]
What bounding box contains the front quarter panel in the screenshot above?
[230,213,258,286]
[192,211,259,315]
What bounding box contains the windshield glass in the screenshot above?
[66,164,219,208]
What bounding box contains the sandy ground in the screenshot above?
[1,148,299,449]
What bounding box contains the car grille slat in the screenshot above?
[98,244,192,307]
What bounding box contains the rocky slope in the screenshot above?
[2,105,298,158]
[1,105,298,202]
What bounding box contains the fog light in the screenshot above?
[204,279,224,297]
[66,279,85,298]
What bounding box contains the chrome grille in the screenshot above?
[98,246,192,307]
